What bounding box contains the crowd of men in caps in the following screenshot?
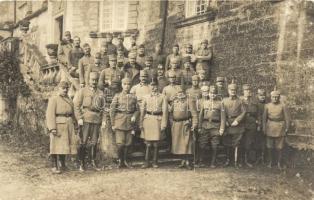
[46,31,290,174]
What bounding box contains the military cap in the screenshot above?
[117,34,124,40]
[121,77,132,84]
[173,44,179,48]
[64,31,71,36]
[201,85,209,92]
[271,90,280,96]
[90,71,99,79]
[140,70,148,77]
[157,64,164,70]
[170,57,180,64]
[138,44,145,49]
[228,83,237,90]
[150,77,158,85]
[109,54,117,61]
[201,39,209,44]
[182,56,191,64]
[242,84,251,90]
[257,88,266,95]
[216,77,225,82]
[209,85,218,93]
[168,70,176,78]
[185,43,192,48]
[95,52,102,59]
[145,55,153,62]
[82,43,90,48]
[128,52,137,59]
[58,81,69,88]
[192,75,199,81]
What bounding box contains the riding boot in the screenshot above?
[79,146,86,172]
[244,150,253,168]
[117,146,125,168]
[196,148,205,168]
[185,156,192,170]
[266,148,272,168]
[52,155,61,174]
[210,148,217,168]
[223,147,232,167]
[59,155,68,171]
[142,145,150,168]
[91,145,101,171]
[152,146,159,168]
[123,146,133,169]
[277,149,283,170]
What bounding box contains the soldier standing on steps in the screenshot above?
[263,89,290,169]
[140,77,168,168]
[110,78,139,168]
[58,31,73,66]
[222,81,246,168]
[78,43,94,88]
[46,81,78,174]
[73,72,105,171]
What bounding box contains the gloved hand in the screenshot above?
[231,120,239,127]
[219,129,224,136]
[102,121,106,127]
[78,119,84,126]
[50,129,60,137]
[131,116,136,123]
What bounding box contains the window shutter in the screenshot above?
[127,1,138,30]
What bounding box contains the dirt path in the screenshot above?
[0,143,313,200]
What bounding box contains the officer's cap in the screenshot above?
[58,81,70,89]
[168,71,176,78]
[90,72,99,79]
[216,76,225,82]
[109,54,117,61]
[173,44,179,48]
[157,64,164,70]
[170,57,180,64]
[140,70,148,77]
[185,43,192,48]
[82,43,90,48]
[138,44,145,49]
[201,85,209,92]
[271,90,280,96]
[209,85,218,94]
[182,56,191,64]
[257,88,266,95]
[145,56,153,62]
[242,84,251,90]
[192,75,199,81]
[201,39,209,44]
[121,78,132,84]
[64,31,71,36]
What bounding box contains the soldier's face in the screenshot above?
[101,46,107,53]
[64,34,71,41]
[202,90,209,97]
[95,58,101,65]
[129,57,136,64]
[243,90,252,97]
[59,87,68,96]
[117,50,123,57]
[228,88,237,97]
[184,62,190,69]
[138,48,145,55]
[199,73,206,80]
[151,85,158,93]
[122,82,131,92]
[74,38,80,46]
[145,61,152,67]
[157,69,164,76]
[201,43,207,49]
[89,76,98,88]
[109,60,117,68]
[216,81,224,87]
[106,36,113,43]
[186,47,192,53]
[140,76,147,83]
[172,47,179,54]
[130,37,136,45]
[271,95,280,103]
[169,77,176,84]
[258,94,266,102]
[118,39,123,45]
[192,80,199,87]
[84,46,91,55]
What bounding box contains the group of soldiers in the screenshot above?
[46,31,290,174]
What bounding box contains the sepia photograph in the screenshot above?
[0,0,313,199]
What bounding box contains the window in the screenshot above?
[185,0,210,18]
[100,0,129,32]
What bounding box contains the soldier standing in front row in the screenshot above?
[263,89,290,169]
[140,78,168,168]
[110,78,139,168]
[170,88,198,170]
[46,81,78,174]
[222,82,246,167]
[198,85,226,168]
[73,72,104,171]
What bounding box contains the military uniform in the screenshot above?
[165,54,182,70]
[181,56,196,89]
[85,53,105,86]
[182,44,196,70]
[68,46,84,78]
[99,52,109,68]
[195,39,212,77]
[78,54,94,86]
[130,81,152,106]
[216,77,228,98]
[105,33,117,55]
[153,52,166,69]
[58,37,73,65]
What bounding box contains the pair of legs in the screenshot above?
[266,136,285,169]
[115,130,133,168]
[223,133,243,167]
[198,129,220,168]
[255,132,266,165]
[239,129,256,168]
[177,154,193,170]
[78,123,100,171]
[142,141,159,168]
[51,154,67,174]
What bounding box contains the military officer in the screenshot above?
[105,33,117,55]
[117,46,128,70]
[165,44,182,70]
[198,85,226,168]
[182,43,196,69]
[181,56,196,89]
[58,31,73,66]
[124,52,142,86]
[116,34,128,57]
[85,53,106,86]
[130,70,152,107]
[162,71,181,104]
[46,81,78,174]
[263,89,290,169]
[156,64,169,93]
[98,41,109,68]
[255,88,267,164]
[170,87,198,170]
[136,44,146,69]
[98,54,125,90]
[186,75,201,103]
[165,57,184,86]
[222,81,246,167]
[143,55,157,80]
[198,69,210,88]
[153,43,166,69]
[128,34,137,52]
[78,43,94,87]
[68,36,84,78]
[240,84,258,168]
[140,78,168,168]
[110,78,139,168]
[195,39,212,77]
[216,76,228,98]
[73,72,105,171]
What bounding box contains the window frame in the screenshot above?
[185,0,210,18]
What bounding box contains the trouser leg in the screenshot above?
[152,142,159,168]
[142,142,151,168]
[267,148,272,168]
[51,154,61,174]
[123,146,133,168]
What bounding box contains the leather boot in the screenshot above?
[117,146,125,169]
[142,145,150,169]
[244,151,253,168]
[91,145,101,171]
[266,148,272,168]
[210,148,217,168]
[152,146,159,168]
[59,155,69,171]
[123,146,133,169]
[277,149,283,170]
[223,147,231,167]
[52,155,61,174]
[79,146,86,172]
[185,156,192,170]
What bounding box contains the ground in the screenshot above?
[0,143,313,200]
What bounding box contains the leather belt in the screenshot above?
[117,110,135,114]
[173,118,189,122]
[146,111,162,116]
[268,118,283,122]
[56,114,72,117]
